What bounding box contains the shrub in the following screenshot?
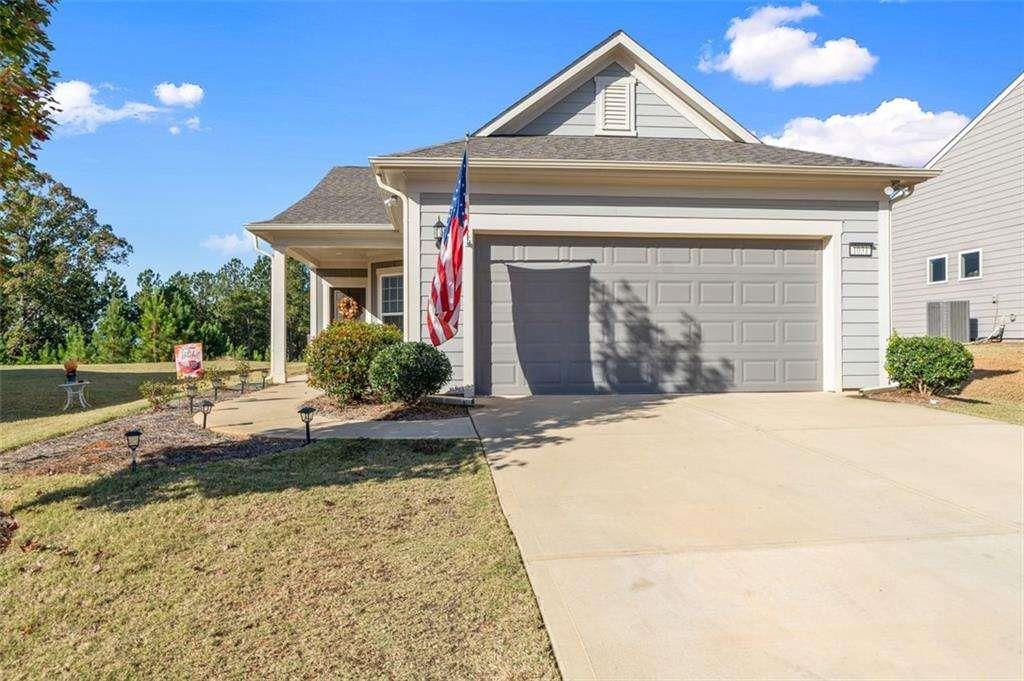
[369,342,452,405]
[139,380,179,410]
[305,321,402,402]
[885,334,974,395]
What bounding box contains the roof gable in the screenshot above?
[474,30,759,143]
[926,71,1024,169]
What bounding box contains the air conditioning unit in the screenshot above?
[926,300,970,342]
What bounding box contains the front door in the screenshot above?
[331,287,366,322]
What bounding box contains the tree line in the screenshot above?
[1,167,309,365]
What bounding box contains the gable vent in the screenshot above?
[595,75,636,136]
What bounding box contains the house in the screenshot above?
[247,31,937,395]
[891,73,1024,341]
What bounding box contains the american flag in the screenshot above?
[426,147,468,346]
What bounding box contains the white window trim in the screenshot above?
[594,75,637,137]
[926,254,948,285]
[377,266,404,326]
[958,248,983,281]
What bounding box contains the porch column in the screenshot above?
[270,246,287,384]
[309,268,321,338]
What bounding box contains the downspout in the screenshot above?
[251,233,273,258]
[373,170,412,341]
[864,181,915,394]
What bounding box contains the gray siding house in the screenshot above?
[892,73,1024,340]
[248,31,936,394]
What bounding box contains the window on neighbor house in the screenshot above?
[960,250,982,279]
[380,274,403,328]
[927,256,947,284]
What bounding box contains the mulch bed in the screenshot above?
[1,396,298,477]
[863,389,980,410]
[303,395,468,422]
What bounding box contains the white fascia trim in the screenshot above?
[927,71,1024,169]
[370,156,939,181]
[615,32,759,144]
[473,30,759,143]
[245,222,394,231]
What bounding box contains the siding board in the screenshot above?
[892,79,1023,339]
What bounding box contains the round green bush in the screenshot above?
[369,342,452,405]
[305,321,402,402]
[884,333,974,395]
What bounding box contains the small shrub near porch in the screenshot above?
[885,333,974,395]
[305,321,402,402]
[369,342,452,405]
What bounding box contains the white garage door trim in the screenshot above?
[463,218,843,396]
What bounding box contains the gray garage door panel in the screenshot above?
[475,236,822,395]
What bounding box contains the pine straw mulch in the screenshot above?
[302,395,469,422]
[0,400,298,477]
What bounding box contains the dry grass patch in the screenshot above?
[0,439,556,679]
[0,361,305,452]
[870,342,1023,425]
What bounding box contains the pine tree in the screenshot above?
[92,297,136,362]
[134,290,176,362]
[62,324,90,362]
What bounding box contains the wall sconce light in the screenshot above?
[433,219,446,249]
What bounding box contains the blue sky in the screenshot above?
[43,1,1023,289]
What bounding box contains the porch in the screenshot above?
[245,166,403,384]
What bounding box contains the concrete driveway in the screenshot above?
[472,393,1023,680]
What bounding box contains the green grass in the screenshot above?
[0,439,557,679]
[0,361,306,452]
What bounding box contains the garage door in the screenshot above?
[474,235,822,395]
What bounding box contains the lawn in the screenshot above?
[0,361,305,452]
[868,342,1023,425]
[0,439,557,679]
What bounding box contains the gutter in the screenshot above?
[372,172,406,231]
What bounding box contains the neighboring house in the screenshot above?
[247,31,936,394]
[891,72,1024,342]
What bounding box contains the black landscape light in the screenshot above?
[185,381,198,414]
[199,400,214,429]
[298,406,316,445]
[124,428,142,473]
[258,368,269,389]
[211,376,223,400]
[238,372,249,395]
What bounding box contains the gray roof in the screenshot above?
[251,166,389,225]
[383,135,900,168]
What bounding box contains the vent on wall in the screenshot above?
[926,300,970,342]
[595,75,636,136]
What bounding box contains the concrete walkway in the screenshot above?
[194,377,476,440]
[473,392,1023,680]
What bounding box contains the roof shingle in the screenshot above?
[250,166,389,226]
[383,135,900,168]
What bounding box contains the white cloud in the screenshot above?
[202,231,252,257]
[185,115,201,131]
[168,125,181,135]
[154,82,204,107]
[762,98,969,166]
[699,2,878,89]
[51,80,161,134]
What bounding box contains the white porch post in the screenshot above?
[270,247,287,384]
[309,268,321,338]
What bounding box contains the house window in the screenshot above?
[960,250,982,279]
[594,76,636,136]
[927,255,947,284]
[379,274,403,328]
